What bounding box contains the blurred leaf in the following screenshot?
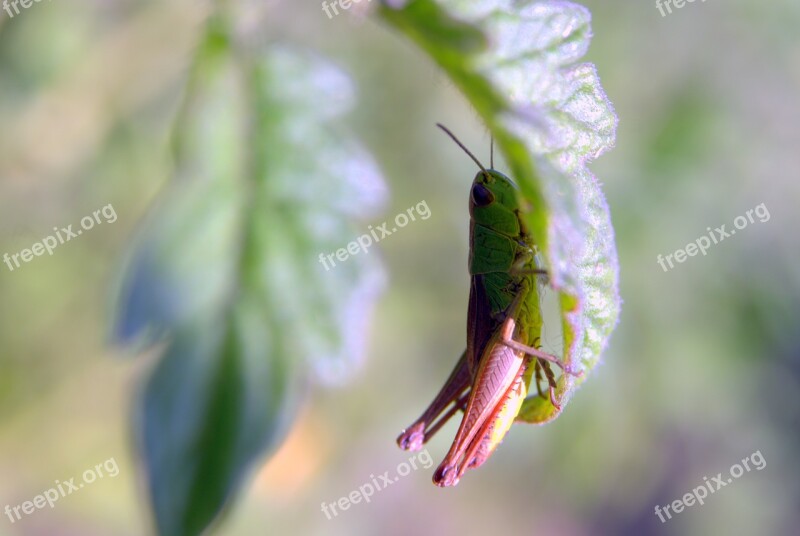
[112,21,386,536]
[380,0,619,421]
[140,298,293,536]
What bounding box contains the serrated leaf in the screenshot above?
[380,0,619,421]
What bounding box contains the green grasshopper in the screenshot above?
[397,125,582,487]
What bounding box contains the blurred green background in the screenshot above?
[1,1,799,535]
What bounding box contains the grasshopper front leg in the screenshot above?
[397,350,471,452]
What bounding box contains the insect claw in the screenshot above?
[549,386,561,411]
[396,423,425,451]
[433,463,459,487]
[564,365,584,378]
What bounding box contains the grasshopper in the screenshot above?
[397,125,582,487]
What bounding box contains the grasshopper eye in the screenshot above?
[471,183,495,207]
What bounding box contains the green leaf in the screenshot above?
[112,25,386,536]
[380,0,620,422]
[140,298,294,536]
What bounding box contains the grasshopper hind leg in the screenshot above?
[397,350,471,452]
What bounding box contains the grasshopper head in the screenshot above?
[469,170,522,237]
[433,123,524,237]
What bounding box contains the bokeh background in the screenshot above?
[1,1,799,535]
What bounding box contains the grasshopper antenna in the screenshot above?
[490,136,494,168]
[436,123,489,176]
